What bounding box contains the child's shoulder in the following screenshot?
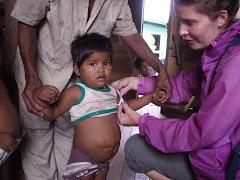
[59,85,83,104]
[70,82,86,92]
[67,84,83,93]
[72,81,86,88]
[62,84,83,98]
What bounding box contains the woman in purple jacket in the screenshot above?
[112,0,240,179]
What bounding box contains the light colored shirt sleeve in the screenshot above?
[112,0,138,36]
[11,0,52,26]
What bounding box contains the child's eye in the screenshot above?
[90,62,96,66]
[104,62,111,65]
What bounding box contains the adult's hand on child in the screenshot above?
[22,78,44,116]
[33,85,60,103]
[32,85,60,117]
[117,102,140,126]
[0,133,18,152]
[153,90,168,103]
[154,71,172,103]
[111,77,139,96]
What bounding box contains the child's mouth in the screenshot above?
[97,76,105,81]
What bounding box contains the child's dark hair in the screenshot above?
[71,33,113,68]
[134,57,143,69]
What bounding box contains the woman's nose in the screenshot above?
[179,23,188,37]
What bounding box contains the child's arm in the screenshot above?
[33,85,81,121]
[126,93,153,111]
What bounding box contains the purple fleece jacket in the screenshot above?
[137,19,240,180]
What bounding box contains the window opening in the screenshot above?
[142,0,171,65]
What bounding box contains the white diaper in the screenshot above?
[0,139,21,166]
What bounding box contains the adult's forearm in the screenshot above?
[122,33,172,102]
[18,22,39,82]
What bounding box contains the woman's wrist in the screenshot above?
[138,113,149,136]
[131,77,139,90]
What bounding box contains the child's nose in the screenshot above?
[147,65,152,70]
[98,64,105,72]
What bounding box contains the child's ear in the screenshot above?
[73,63,81,76]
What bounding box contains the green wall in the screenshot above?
[143,21,168,63]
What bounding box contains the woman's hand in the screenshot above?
[111,77,139,96]
[117,102,140,126]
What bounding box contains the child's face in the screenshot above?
[77,52,112,89]
[139,61,155,77]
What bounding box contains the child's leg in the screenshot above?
[81,174,95,180]
[64,147,110,180]
[94,165,109,180]
[71,166,109,180]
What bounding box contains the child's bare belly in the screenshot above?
[0,79,21,138]
[73,113,121,163]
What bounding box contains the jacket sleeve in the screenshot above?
[138,55,240,153]
[138,59,203,103]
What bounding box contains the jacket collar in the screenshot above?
[204,19,240,61]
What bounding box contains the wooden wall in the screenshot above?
[5,0,18,66]
[110,0,144,99]
[165,0,203,77]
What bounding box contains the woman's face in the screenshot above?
[175,4,224,50]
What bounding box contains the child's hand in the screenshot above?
[153,90,167,103]
[33,85,60,103]
[0,133,18,152]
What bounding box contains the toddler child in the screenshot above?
[134,57,156,77]
[33,33,153,180]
